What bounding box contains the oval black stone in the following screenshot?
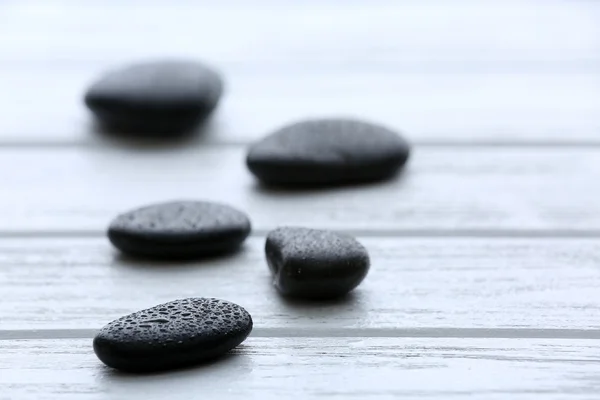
[108,201,251,259]
[93,298,253,372]
[265,227,370,299]
[84,60,223,135]
[246,118,410,187]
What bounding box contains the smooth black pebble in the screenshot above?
[84,60,223,135]
[266,227,370,299]
[108,201,251,259]
[93,298,253,372]
[246,118,410,187]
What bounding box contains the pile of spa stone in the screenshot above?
[87,60,410,373]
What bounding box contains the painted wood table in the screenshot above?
[0,0,599,398]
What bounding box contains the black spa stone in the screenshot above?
[265,227,370,299]
[84,60,223,135]
[108,201,251,259]
[93,298,253,372]
[246,118,410,186]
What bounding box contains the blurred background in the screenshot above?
[1,0,598,147]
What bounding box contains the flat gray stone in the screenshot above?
[85,60,223,135]
[266,227,370,299]
[247,118,410,186]
[108,201,251,259]
[93,298,253,372]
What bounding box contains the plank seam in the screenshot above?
[0,140,599,149]
[2,328,600,340]
[1,230,600,239]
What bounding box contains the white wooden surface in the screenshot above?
[0,0,599,398]
[0,0,598,144]
[2,237,600,331]
[2,338,600,399]
[0,148,599,232]
[1,70,598,144]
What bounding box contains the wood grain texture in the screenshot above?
[0,147,597,232]
[1,237,600,330]
[0,0,598,143]
[2,338,600,399]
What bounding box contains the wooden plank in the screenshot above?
[0,0,597,143]
[0,147,597,232]
[1,338,600,399]
[1,237,600,330]
[2,0,597,64]
[0,69,598,144]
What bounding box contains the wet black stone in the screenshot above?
[246,118,410,187]
[108,201,251,259]
[93,298,253,372]
[265,227,370,299]
[84,60,223,135]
